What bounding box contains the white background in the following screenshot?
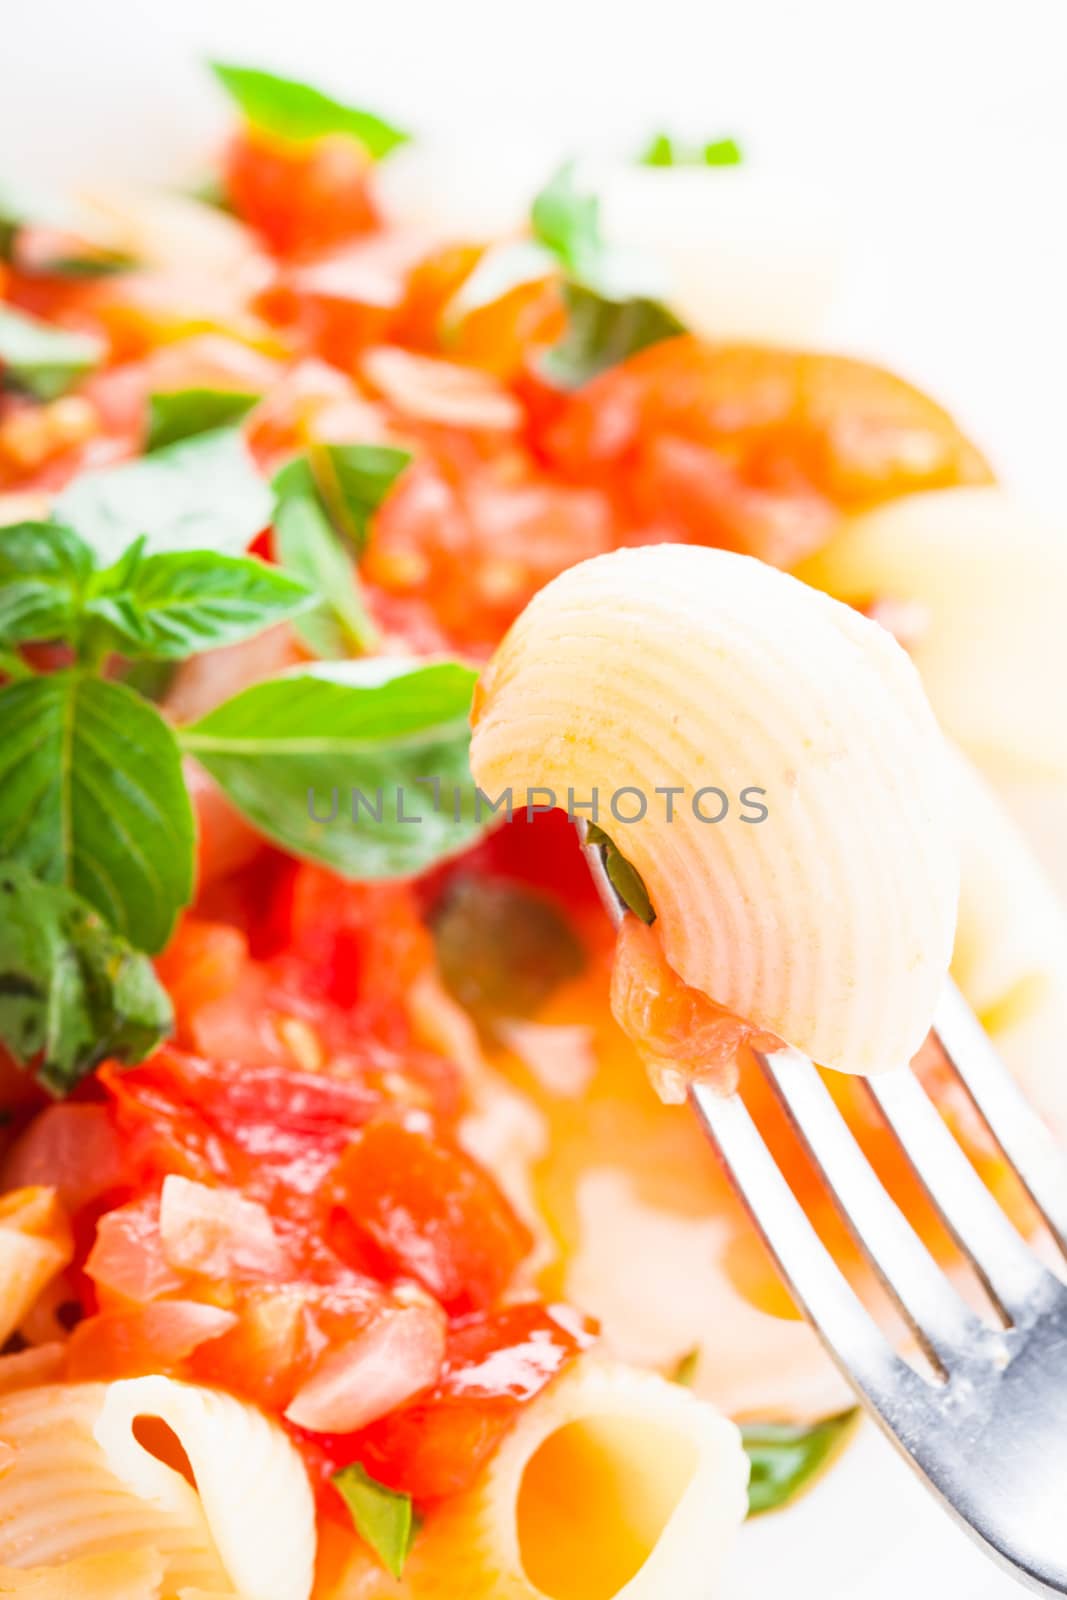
[4,2,1066,1593]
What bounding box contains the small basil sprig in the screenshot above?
[0,858,172,1096]
[0,500,482,1091]
[147,388,261,452]
[332,1464,419,1579]
[55,424,273,561]
[640,131,744,168]
[273,442,411,659]
[742,1411,858,1515]
[210,61,409,159]
[0,305,104,401]
[530,163,684,388]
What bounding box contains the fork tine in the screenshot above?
[688,1080,930,1418]
[755,1045,991,1370]
[935,982,1067,1258]
[865,1067,1056,1324]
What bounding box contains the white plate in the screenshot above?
[5,4,1064,1592]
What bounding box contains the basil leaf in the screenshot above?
[210,62,409,159]
[0,522,93,646]
[332,1464,418,1579]
[0,672,194,952]
[742,1411,858,1516]
[0,858,172,1095]
[147,388,260,452]
[273,460,377,658]
[542,282,684,389]
[530,166,684,389]
[0,306,103,401]
[640,132,744,167]
[180,659,484,879]
[586,823,656,925]
[55,426,272,562]
[432,875,585,1024]
[531,161,603,280]
[85,546,316,660]
[308,443,412,558]
[22,249,136,280]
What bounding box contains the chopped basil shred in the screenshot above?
[433,874,586,1025]
[671,1348,700,1386]
[586,823,656,924]
[640,131,744,167]
[742,1411,859,1515]
[146,388,261,452]
[210,61,409,159]
[0,305,103,401]
[529,163,684,387]
[332,1463,419,1579]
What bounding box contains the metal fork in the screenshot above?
[581,829,1067,1596]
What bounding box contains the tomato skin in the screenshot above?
[322,1303,597,1500]
[223,128,379,256]
[330,1118,534,1314]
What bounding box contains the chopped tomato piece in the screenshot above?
[330,1118,534,1314]
[329,1303,597,1499]
[610,915,780,1100]
[66,1300,238,1381]
[542,338,993,565]
[87,1199,187,1306]
[223,128,378,256]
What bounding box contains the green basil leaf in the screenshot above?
[85,547,316,660]
[180,658,484,879]
[273,461,377,658]
[742,1411,858,1516]
[640,132,744,167]
[542,282,684,389]
[0,306,103,401]
[307,442,412,558]
[147,388,260,452]
[0,672,194,952]
[0,857,172,1095]
[22,249,137,280]
[531,161,603,281]
[432,874,586,1025]
[332,1464,418,1579]
[530,166,684,389]
[0,522,94,646]
[585,823,656,924]
[55,426,272,562]
[210,62,410,160]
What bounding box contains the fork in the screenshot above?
[581,827,1067,1596]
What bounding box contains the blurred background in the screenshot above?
[4,2,1065,1593]
[3,0,1066,501]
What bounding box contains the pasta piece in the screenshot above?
[0,1190,72,1351]
[471,544,958,1078]
[796,487,1067,780]
[400,1357,748,1599]
[0,1378,315,1600]
[0,1549,164,1598]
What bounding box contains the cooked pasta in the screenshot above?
[470,544,958,1079]
[321,1357,748,1600]
[0,1549,164,1598]
[796,487,1067,780]
[0,1378,315,1600]
[0,1191,72,1353]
